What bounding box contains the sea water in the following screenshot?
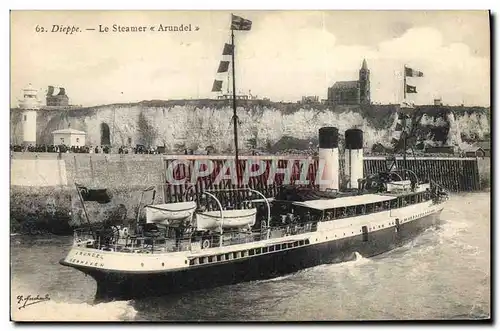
[10,192,490,321]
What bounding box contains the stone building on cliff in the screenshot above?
[46,86,69,107]
[327,59,371,105]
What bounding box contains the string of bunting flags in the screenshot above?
[211,15,252,93]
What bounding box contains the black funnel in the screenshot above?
[345,129,363,150]
[318,127,339,149]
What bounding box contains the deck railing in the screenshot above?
[72,221,318,254]
[73,228,194,253]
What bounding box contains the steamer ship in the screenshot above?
[59,14,449,301]
[60,126,448,301]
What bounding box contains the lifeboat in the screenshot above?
[196,208,257,230]
[145,201,197,226]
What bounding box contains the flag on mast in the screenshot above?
[405,67,424,77]
[76,184,113,204]
[222,43,234,55]
[217,61,230,73]
[212,80,223,92]
[231,14,252,31]
[406,84,417,93]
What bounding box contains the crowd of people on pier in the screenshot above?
[10,143,484,158]
[10,144,94,154]
[10,144,165,155]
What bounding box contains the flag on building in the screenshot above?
[405,67,424,77]
[231,14,252,31]
[222,43,234,55]
[217,61,230,73]
[406,84,417,93]
[212,80,223,92]
[76,184,112,204]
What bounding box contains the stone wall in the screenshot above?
[10,153,166,234]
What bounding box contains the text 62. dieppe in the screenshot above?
[36,24,198,34]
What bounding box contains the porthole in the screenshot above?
[141,263,144,267]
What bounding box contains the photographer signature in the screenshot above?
[16,294,50,310]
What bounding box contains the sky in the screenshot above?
[10,10,490,107]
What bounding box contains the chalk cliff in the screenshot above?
[10,100,490,152]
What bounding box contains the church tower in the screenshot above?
[359,59,371,105]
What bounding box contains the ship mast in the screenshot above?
[402,65,408,179]
[231,28,240,181]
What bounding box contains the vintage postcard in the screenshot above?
[10,10,490,322]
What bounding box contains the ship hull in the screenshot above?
[62,209,443,302]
